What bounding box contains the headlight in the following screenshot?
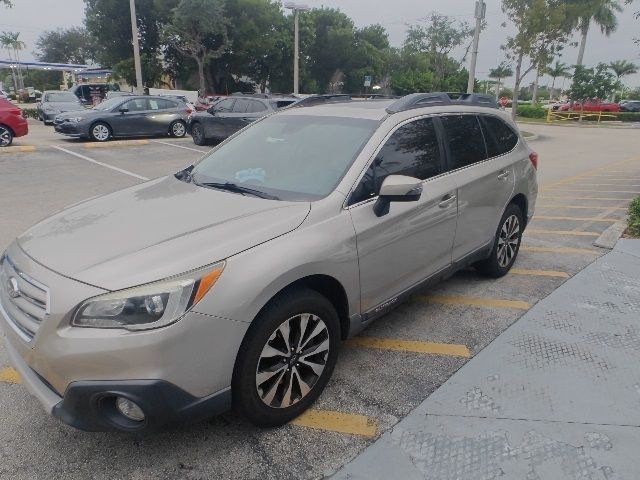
[65,116,83,123]
[72,262,225,330]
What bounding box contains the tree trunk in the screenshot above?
[511,54,523,120]
[531,70,539,105]
[576,21,589,67]
[495,78,501,100]
[196,57,206,97]
[549,77,556,102]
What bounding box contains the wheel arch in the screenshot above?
[89,119,113,137]
[509,193,528,228]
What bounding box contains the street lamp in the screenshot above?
[467,0,486,93]
[284,2,310,95]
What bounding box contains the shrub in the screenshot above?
[516,105,547,118]
[20,108,40,120]
[629,197,640,237]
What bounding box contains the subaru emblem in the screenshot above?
[7,277,19,299]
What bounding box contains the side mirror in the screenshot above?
[208,107,217,116]
[373,175,423,217]
[119,107,129,114]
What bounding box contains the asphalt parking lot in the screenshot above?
[1,120,639,480]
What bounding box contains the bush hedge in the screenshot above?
[515,105,547,118]
[20,108,40,120]
[629,197,640,237]
[517,106,640,122]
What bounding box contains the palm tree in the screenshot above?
[8,32,26,91]
[488,63,513,100]
[608,60,638,99]
[546,61,571,101]
[0,32,18,93]
[575,0,623,66]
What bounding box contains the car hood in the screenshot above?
[18,176,310,290]
[43,102,83,112]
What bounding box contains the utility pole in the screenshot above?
[467,0,486,93]
[285,2,310,95]
[129,0,144,94]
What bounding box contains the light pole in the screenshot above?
[467,0,486,93]
[129,0,144,94]
[285,2,310,95]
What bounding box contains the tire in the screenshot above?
[232,288,341,427]
[170,120,186,138]
[0,124,13,147]
[191,122,206,145]
[89,122,111,142]
[475,203,524,278]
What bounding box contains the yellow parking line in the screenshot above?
[526,228,600,237]
[521,246,600,255]
[550,189,639,194]
[0,367,21,384]
[537,205,627,211]
[0,145,36,153]
[539,195,634,201]
[572,184,640,187]
[510,268,569,278]
[346,336,470,357]
[539,155,640,191]
[84,139,150,148]
[419,295,530,310]
[290,409,377,437]
[534,215,619,222]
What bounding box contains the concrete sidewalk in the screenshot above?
[334,239,640,480]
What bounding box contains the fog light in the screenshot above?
[115,397,145,422]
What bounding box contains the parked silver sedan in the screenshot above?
[1,93,537,432]
[54,95,190,141]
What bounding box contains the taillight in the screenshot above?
[529,151,538,170]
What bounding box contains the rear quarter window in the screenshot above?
[480,115,519,157]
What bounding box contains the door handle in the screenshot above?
[497,170,510,180]
[438,194,457,208]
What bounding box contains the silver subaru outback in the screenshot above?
[1,93,537,431]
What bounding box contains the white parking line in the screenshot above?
[153,140,208,154]
[53,146,149,181]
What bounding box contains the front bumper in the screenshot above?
[12,117,28,138]
[6,337,231,431]
[54,122,85,137]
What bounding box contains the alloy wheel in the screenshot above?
[92,124,110,141]
[497,214,520,267]
[0,126,11,147]
[172,122,186,137]
[255,313,330,409]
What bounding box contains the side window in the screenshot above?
[214,99,235,113]
[440,115,487,169]
[480,115,519,157]
[246,100,268,113]
[349,118,442,205]
[233,98,250,113]
[123,99,149,112]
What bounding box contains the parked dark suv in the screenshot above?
[187,94,296,145]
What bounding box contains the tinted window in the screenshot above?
[148,98,175,110]
[44,92,78,103]
[440,115,487,169]
[246,100,268,113]
[480,115,518,157]
[123,98,149,112]
[233,98,251,113]
[214,99,235,112]
[350,118,442,205]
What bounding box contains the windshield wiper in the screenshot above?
[197,181,280,200]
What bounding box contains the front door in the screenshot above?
[204,98,235,139]
[110,98,152,136]
[439,114,516,260]
[348,117,458,313]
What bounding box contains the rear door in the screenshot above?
[146,98,178,135]
[440,114,515,261]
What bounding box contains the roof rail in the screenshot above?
[291,94,353,108]
[386,92,498,113]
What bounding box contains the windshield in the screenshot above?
[191,115,377,201]
[44,92,78,103]
[93,97,126,111]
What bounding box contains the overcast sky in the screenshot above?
[2,0,639,88]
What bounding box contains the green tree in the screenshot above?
[608,59,638,82]
[343,25,391,93]
[501,0,571,118]
[1,0,12,6]
[546,61,571,100]
[488,62,513,99]
[572,0,622,66]
[35,27,94,64]
[569,63,617,119]
[163,0,229,94]
[0,31,25,90]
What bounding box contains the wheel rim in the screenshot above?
[172,122,186,136]
[256,313,330,409]
[497,214,520,268]
[193,125,202,142]
[0,126,11,146]
[92,124,109,141]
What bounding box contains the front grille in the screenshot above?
[0,255,49,342]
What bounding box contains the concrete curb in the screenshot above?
[594,221,627,249]
[522,132,539,141]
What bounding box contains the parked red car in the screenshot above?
[558,99,620,112]
[0,97,28,147]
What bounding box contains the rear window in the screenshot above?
[440,115,487,169]
[273,100,296,109]
[480,115,519,157]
